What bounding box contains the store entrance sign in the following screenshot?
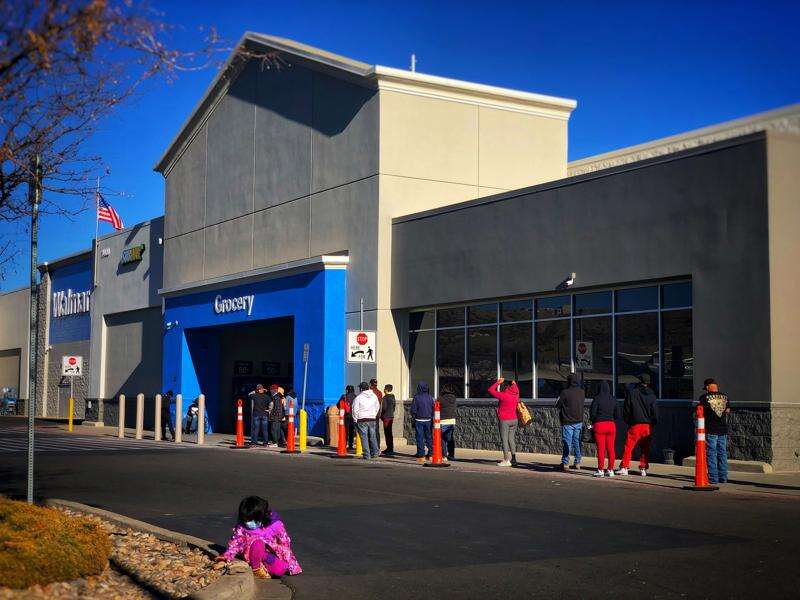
[347,330,376,363]
[213,293,254,316]
[52,289,91,317]
[61,355,83,376]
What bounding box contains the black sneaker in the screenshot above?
[569,464,579,470]
[558,464,568,472]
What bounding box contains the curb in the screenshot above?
[44,499,257,600]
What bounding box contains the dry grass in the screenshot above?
[0,498,111,589]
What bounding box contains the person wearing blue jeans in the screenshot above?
[248,384,270,446]
[698,378,731,484]
[555,374,585,471]
[561,423,583,466]
[410,382,434,463]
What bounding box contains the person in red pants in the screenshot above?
[589,381,620,477]
[616,375,658,476]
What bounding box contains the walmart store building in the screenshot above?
[2,34,799,470]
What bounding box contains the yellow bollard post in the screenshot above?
[299,409,307,452]
[68,397,74,432]
[354,424,363,456]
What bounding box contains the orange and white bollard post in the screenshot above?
[683,404,718,491]
[231,398,247,449]
[424,400,450,468]
[282,399,299,454]
[331,402,352,459]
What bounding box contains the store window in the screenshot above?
[468,303,497,326]
[500,323,532,397]
[616,313,659,397]
[573,316,612,398]
[468,326,497,398]
[662,309,693,399]
[409,331,435,393]
[408,281,691,400]
[437,307,464,328]
[536,319,570,398]
[437,329,464,397]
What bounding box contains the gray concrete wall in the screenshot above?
[89,218,164,406]
[392,134,772,410]
[162,59,380,316]
[45,339,90,419]
[0,287,30,399]
[403,401,771,463]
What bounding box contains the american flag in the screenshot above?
[97,193,124,230]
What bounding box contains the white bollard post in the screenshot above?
[117,394,125,439]
[174,394,182,443]
[135,393,144,440]
[197,394,205,445]
[154,394,162,441]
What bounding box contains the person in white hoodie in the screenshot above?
[351,381,381,460]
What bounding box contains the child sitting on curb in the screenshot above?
[216,496,302,579]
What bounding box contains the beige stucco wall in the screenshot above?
[0,287,31,399]
[767,131,800,470]
[375,87,573,398]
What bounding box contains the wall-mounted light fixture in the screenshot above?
[164,320,179,331]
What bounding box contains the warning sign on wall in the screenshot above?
[61,355,83,377]
[575,341,593,371]
[347,330,376,363]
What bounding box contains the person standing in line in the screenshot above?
[488,378,520,467]
[267,385,285,447]
[370,378,383,451]
[410,382,434,464]
[380,384,396,457]
[555,374,585,472]
[615,375,658,476]
[278,387,289,445]
[352,382,380,460]
[248,384,270,447]
[338,385,356,450]
[161,390,175,441]
[698,378,731,484]
[438,384,457,462]
[589,380,620,477]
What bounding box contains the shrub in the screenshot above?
[0,498,112,589]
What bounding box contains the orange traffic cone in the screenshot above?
[683,404,718,491]
[424,400,450,468]
[282,399,299,454]
[230,399,248,449]
[331,401,352,459]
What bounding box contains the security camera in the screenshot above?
[565,273,576,287]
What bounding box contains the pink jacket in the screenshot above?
[489,381,519,421]
[222,511,302,575]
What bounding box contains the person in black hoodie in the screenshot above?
[555,374,585,472]
[438,385,457,461]
[380,384,396,457]
[615,375,658,476]
[697,378,731,484]
[589,381,620,477]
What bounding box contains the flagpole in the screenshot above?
[93,177,100,288]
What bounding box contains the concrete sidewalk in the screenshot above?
[65,422,800,499]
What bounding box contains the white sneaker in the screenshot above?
[497,460,511,467]
[614,467,628,475]
[605,470,615,478]
[593,469,604,477]
[640,469,647,477]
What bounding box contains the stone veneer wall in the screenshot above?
[44,339,90,418]
[403,400,772,465]
[33,272,50,417]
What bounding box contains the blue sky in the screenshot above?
[2,0,799,291]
